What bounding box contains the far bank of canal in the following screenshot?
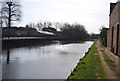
[2,41,93,79]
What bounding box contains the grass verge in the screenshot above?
[67,41,106,79]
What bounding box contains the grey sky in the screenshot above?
[16,0,117,33]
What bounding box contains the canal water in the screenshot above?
[2,41,93,79]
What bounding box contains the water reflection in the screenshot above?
[7,50,10,64]
[58,40,85,45]
[2,41,93,79]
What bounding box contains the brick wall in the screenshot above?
[118,24,120,56]
[118,1,120,56]
[107,29,111,50]
[107,1,120,56]
[113,26,117,53]
[109,3,119,28]
[108,2,118,50]
[119,2,120,22]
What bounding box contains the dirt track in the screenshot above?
[96,40,119,79]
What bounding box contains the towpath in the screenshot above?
[96,40,119,79]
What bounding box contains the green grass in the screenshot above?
[68,41,106,79]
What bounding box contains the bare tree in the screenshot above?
[0,2,3,27]
[60,23,89,40]
[47,21,52,27]
[36,20,44,31]
[36,23,42,31]
[43,21,52,28]
[1,0,22,28]
[28,22,36,28]
[0,13,2,28]
[53,22,61,31]
[0,5,2,41]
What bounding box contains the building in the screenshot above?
[107,0,120,56]
[42,27,57,33]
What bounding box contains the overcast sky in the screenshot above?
[15,0,118,33]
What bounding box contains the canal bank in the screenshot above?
[2,38,89,49]
[2,37,57,49]
[67,40,119,79]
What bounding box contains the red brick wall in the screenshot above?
[118,24,120,56]
[118,25,120,56]
[109,3,119,28]
[113,26,117,53]
[108,1,120,52]
[107,29,111,50]
[118,2,120,22]
[108,4,118,50]
[117,2,120,55]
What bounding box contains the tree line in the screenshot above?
[0,0,99,41]
[26,21,97,40]
[99,26,109,47]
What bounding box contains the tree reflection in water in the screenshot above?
[7,50,10,64]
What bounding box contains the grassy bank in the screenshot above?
[67,41,106,79]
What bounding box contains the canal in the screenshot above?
[2,41,93,79]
